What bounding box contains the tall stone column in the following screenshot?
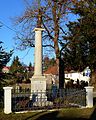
[34,28,44,76]
[30,28,47,102]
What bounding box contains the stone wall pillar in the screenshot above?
[85,86,94,108]
[3,87,13,114]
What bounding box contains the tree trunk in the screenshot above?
[52,1,64,89]
[59,57,64,89]
[90,71,96,91]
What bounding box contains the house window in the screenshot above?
[70,74,72,77]
[66,74,68,77]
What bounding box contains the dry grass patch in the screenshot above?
[0,107,95,120]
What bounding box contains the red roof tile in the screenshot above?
[44,65,58,75]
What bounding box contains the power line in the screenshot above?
[20,48,31,60]
[0,21,22,35]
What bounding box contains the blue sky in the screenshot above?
[0,0,34,66]
[0,0,78,66]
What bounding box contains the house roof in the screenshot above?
[2,66,10,70]
[44,65,77,75]
[44,65,58,75]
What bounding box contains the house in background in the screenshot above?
[2,66,10,73]
[65,69,90,84]
[44,66,59,89]
[2,65,90,88]
[44,66,90,87]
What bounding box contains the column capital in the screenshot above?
[85,86,94,90]
[3,87,13,90]
[33,28,45,31]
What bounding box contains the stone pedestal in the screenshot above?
[30,75,47,102]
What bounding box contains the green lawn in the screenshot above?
[0,107,95,120]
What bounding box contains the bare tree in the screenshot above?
[13,0,78,88]
[14,0,73,61]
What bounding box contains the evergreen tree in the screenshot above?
[0,41,13,72]
[10,56,24,83]
[28,62,33,72]
[63,22,89,71]
[43,57,56,71]
[10,56,24,74]
[63,0,96,71]
[0,41,13,107]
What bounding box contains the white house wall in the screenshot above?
[65,72,90,83]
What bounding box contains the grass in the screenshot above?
[0,107,95,120]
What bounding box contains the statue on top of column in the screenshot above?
[37,9,42,28]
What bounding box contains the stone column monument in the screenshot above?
[30,10,47,102]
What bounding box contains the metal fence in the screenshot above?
[0,90,4,109]
[0,99,3,109]
[12,88,86,112]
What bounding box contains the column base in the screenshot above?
[30,75,47,102]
